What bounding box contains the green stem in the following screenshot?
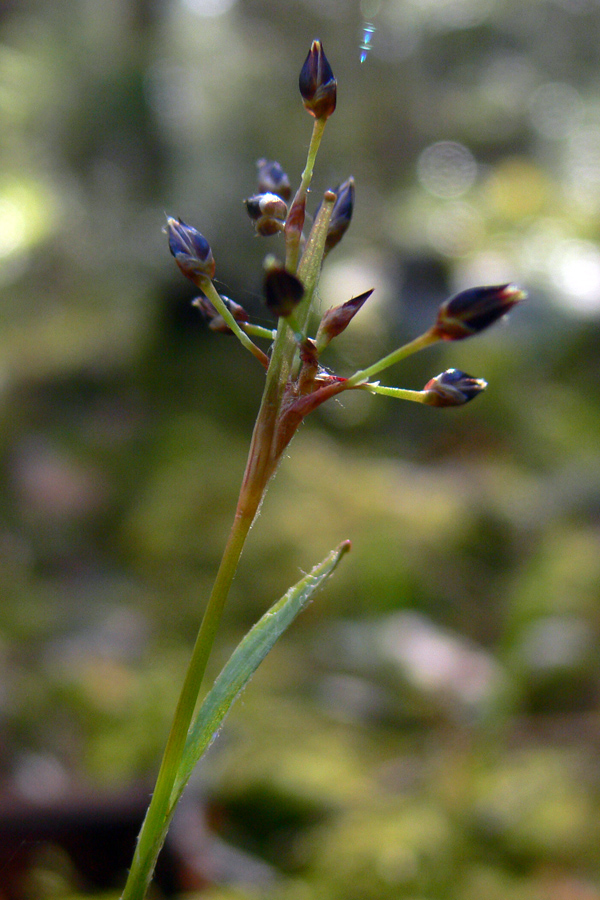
[243,323,277,341]
[121,303,293,900]
[345,329,439,387]
[299,117,327,201]
[285,116,327,272]
[359,382,428,402]
[121,97,333,900]
[120,505,255,900]
[201,278,270,368]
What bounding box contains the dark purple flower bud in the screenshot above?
[316,289,373,351]
[324,177,354,253]
[299,40,337,120]
[422,369,487,407]
[433,284,525,341]
[192,294,249,334]
[245,193,288,222]
[166,217,216,281]
[256,159,291,201]
[264,264,305,318]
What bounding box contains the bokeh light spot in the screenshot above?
[529,82,584,140]
[426,201,483,257]
[0,198,26,258]
[417,142,477,199]
[552,239,600,314]
[374,4,418,62]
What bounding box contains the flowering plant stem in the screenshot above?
[121,509,253,900]
[121,191,326,898]
[121,39,523,900]
[121,362,287,900]
[285,116,326,271]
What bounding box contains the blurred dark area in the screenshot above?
[1,0,600,898]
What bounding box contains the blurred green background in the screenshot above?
[1,0,600,897]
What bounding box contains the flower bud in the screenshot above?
[245,193,288,222]
[299,40,337,120]
[313,178,355,255]
[325,177,354,252]
[422,369,487,407]
[264,264,305,318]
[315,288,373,351]
[256,159,291,201]
[166,217,216,281]
[433,284,525,341]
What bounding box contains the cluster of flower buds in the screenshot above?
[245,160,292,236]
[165,39,525,432]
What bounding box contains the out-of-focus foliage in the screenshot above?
[1,0,600,898]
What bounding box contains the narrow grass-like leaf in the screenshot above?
[169,540,351,810]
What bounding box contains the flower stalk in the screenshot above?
[284,116,327,272]
[345,330,440,386]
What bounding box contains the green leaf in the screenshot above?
[169,540,351,810]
